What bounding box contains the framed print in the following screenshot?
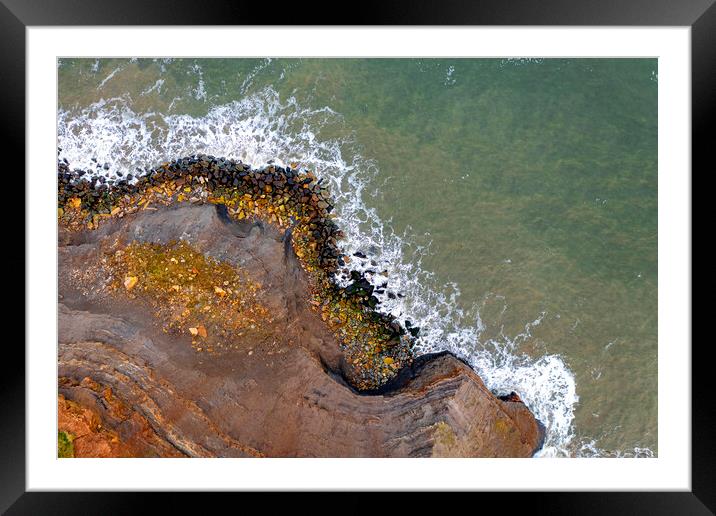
[5,0,711,512]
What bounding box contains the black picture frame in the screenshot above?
[3,0,710,512]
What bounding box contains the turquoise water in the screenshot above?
[58,58,658,457]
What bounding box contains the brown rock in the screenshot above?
[57,392,181,458]
[58,203,544,457]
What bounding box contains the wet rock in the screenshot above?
[405,320,420,337]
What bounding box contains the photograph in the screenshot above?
[5,7,706,508]
[56,57,658,459]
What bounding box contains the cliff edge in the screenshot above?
[57,155,544,457]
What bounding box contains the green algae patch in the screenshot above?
[108,240,270,354]
[431,420,467,457]
[434,421,457,447]
[58,430,75,458]
[494,418,513,435]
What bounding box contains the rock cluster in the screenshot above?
[58,154,341,275]
[58,154,413,390]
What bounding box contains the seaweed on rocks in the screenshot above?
[57,153,415,390]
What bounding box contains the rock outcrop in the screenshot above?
[58,202,544,457]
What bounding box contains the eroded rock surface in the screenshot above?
[59,203,544,457]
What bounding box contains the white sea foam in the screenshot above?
[58,86,581,456]
[141,79,165,96]
[190,63,207,101]
[576,439,655,458]
[97,67,122,90]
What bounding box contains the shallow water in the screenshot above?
[58,58,658,457]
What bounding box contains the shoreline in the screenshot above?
[59,153,416,390]
[57,153,546,457]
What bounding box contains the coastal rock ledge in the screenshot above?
[59,198,544,457]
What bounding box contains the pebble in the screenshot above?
[123,276,138,291]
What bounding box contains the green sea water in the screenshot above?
[58,58,658,456]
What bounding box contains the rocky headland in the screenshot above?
[57,154,545,457]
